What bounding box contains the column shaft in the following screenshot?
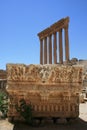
[59,29,63,63]
[40,39,43,64]
[44,37,47,64]
[53,32,57,64]
[65,25,69,61]
[49,35,52,64]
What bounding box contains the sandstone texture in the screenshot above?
[0,70,6,79]
[6,64,83,121]
[0,70,7,90]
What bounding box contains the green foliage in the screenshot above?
[15,99,33,125]
[0,92,8,118]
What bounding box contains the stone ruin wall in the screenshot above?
[0,70,7,79]
[0,70,7,90]
[6,64,83,120]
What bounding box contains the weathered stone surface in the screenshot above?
[7,64,82,83]
[6,64,83,120]
[0,70,7,79]
[0,70,7,90]
[0,80,7,90]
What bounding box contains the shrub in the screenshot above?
[0,91,8,118]
[15,99,33,125]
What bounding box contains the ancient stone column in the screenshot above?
[53,32,57,64]
[40,39,43,64]
[44,37,47,64]
[59,29,63,63]
[64,25,69,61]
[49,35,52,64]
[38,17,70,64]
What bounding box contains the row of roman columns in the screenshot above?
[38,17,70,64]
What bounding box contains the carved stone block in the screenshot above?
[6,64,83,120]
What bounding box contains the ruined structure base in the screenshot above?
[6,64,82,121]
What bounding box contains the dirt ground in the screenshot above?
[0,102,87,130]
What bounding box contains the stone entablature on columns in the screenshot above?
[38,17,70,64]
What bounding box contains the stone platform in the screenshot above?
[6,64,83,121]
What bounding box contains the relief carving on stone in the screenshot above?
[48,66,83,83]
[7,64,41,82]
[7,64,83,84]
[6,64,83,118]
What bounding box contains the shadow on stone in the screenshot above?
[13,118,87,130]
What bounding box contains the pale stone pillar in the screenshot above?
[40,39,43,64]
[59,29,63,63]
[49,35,52,64]
[53,32,57,64]
[44,37,47,64]
[64,25,69,61]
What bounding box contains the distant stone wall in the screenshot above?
[0,80,7,90]
[6,64,83,121]
[0,70,7,91]
[0,70,7,79]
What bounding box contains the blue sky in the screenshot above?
[0,0,87,69]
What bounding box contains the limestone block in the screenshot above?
[6,64,83,120]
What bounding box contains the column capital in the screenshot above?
[64,23,69,30]
[59,28,62,33]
